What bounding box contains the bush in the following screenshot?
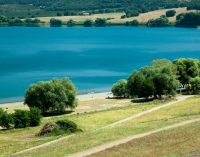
[83,19,93,27]
[190,77,200,94]
[126,20,139,26]
[56,120,78,133]
[25,78,77,115]
[147,17,170,27]
[37,122,58,136]
[50,18,62,27]
[13,110,30,128]
[112,79,128,98]
[29,107,42,127]
[67,19,75,27]
[95,18,106,26]
[166,10,176,17]
[0,108,13,129]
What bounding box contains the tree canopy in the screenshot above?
[24,78,77,115]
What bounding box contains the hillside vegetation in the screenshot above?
[0,0,198,18]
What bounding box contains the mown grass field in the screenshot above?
[0,98,168,156]
[9,96,200,157]
[89,121,200,157]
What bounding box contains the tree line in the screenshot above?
[112,58,200,99]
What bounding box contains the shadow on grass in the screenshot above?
[43,110,74,117]
[131,98,154,103]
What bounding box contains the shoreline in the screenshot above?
[0,91,112,108]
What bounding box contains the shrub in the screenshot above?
[25,78,77,115]
[126,20,139,26]
[13,110,30,128]
[83,19,93,27]
[50,18,62,27]
[0,108,13,129]
[112,79,128,98]
[190,77,200,94]
[147,17,170,27]
[37,122,58,136]
[29,107,42,127]
[67,19,75,27]
[95,18,106,26]
[166,10,176,17]
[56,120,78,133]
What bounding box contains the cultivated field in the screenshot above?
[1,95,199,157]
[36,7,199,24]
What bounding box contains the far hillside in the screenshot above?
[0,0,199,18]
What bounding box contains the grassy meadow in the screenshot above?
[3,95,199,157]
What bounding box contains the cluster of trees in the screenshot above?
[176,12,200,28]
[0,108,41,129]
[50,18,107,27]
[147,16,170,27]
[0,16,41,26]
[112,58,200,99]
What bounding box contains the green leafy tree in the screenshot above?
[67,19,75,27]
[174,58,200,87]
[50,18,62,27]
[190,77,200,94]
[83,19,93,27]
[25,78,77,115]
[147,17,170,27]
[95,18,106,26]
[166,10,176,17]
[111,79,128,98]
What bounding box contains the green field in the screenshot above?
[0,99,169,156]
[3,95,199,157]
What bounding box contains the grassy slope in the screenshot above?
[89,121,200,157]
[14,96,200,157]
[0,99,167,156]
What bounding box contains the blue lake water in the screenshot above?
[0,26,200,102]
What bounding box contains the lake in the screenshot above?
[0,26,200,102]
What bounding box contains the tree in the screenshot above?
[141,79,155,98]
[95,18,106,26]
[25,78,77,115]
[0,108,13,129]
[174,58,200,87]
[190,77,200,94]
[83,19,93,27]
[176,12,200,28]
[147,17,170,27]
[126,20,139,26]
[111,79,128,98]
[67,19,75,27]
[50,18,62,27]
[127,71,145,97]
[166,10,176,17]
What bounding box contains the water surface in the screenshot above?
[0,27,200,102]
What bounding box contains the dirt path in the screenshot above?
[10,95,192,156]
[102,95,192,129]
[67,118,200,157]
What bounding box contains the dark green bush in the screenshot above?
[0,108,13,129]
[83,19,93,27]
[50,18,62,27]
[95,18,106,26]
[56,120,78,133]
[166,10,176,17]
[29,107,42,127]
[13,110,30,128]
